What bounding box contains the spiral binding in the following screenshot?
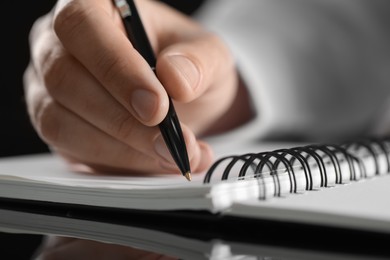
[203,137,390,199]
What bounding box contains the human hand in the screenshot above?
[34,236,177,260]
[24,0,245,175]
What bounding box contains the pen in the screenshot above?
[114,0,192,181]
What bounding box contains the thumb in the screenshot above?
[138,1,236,103]
[135,0,203,52]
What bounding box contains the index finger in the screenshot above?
[52,0,169,126]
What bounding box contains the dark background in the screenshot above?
[0,1,204,259]
[1,1,53,258]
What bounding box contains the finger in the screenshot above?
[31,90,210,174]
[36,42,208,171]
[196,141,215,172]
[39,44,159,159]
[157,125,214,173]
[53,0,169,126]
[156,32,237,103]
[24,66,167,173]
[137,0,237,103]
[25,9,206,173]
[26,9,169,167]
[39,101,165,174]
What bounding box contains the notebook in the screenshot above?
[0,137,390,234]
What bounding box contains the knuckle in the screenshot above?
[204,32,234,64]
[28,14,50,45]
[53,1,92,40]
[96,51,129,85]
[54,2,130,86]
[41,52,70,97]
[36,99,61,145]
[108,113,136,141]
[23,68,41,127]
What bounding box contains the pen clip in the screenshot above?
[114,0,156,68]
[114,0,131,18]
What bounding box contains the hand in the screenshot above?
[33,236,177,260]
[24,0,247,175]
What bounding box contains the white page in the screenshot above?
[0,141,299,211]
[227,174,390,233]
[1,139,389,234]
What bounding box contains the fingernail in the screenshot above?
[154,135,175,164]
[131,89,158,122]
[167,55,200,90]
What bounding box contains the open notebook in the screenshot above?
[0,137,390,234]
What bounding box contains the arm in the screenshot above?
[196,0,390,141]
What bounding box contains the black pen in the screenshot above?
[114,0,192,181]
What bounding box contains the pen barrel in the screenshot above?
[159,98,191,175]
[123,0,156,67]
[118,0,191,176]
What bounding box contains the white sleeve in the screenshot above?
[195,0,390,143]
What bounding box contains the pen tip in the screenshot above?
[184,172,192,181]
